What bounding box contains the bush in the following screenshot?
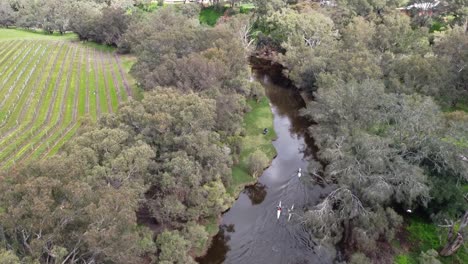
[178,3,201,19]
[240,5,255,14]
[199,7,224,26]
[350,253,371,264]
[250,81,266,102]
[247,150,269,177]
[419,249,442,264]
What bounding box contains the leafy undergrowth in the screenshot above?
[394,216,468,264]
[441,98,468,113]
[229,97,276,195]
[239,3,255,14]
[199,7,225,26]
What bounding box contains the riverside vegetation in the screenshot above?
[0,0,467,264]
[0,1,274,263]
[249,0,467,263]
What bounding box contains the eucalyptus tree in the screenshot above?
[269,8,337,91]
[0,1,15,27]
[0,155,155,264]
[0,249,20,264]
[300,80,449,253]
[115,89,234,226]
[433,25,468,107]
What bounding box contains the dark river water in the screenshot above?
[197,64,334,264]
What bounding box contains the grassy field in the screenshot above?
[199,7,225,26]
[0,29,134,169]
[0,28,77,41]
[229,97,277,194]
[394,216,468,264]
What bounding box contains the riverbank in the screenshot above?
[197,93,277,258]
[230,97,277,195]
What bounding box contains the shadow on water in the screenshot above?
[245,183,268,205]
[197,58,333,264]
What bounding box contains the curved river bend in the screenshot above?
[198,64,334,264]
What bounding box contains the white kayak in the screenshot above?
[298,168,302,178]
[288,204,294,222]
[277,201,282,219]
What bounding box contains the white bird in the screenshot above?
[297,168,302,178]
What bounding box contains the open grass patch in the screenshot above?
[394,216,468,264]
[0,28,76,41]
[229,97,276,195]
[199,7,225,26]
[239,3,255,13]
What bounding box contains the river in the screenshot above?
[197,62,334,264]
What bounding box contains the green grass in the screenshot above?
[229,97,276,194]
[119,55,142,100]
[81,41,116,52]
[204,216,219,236]
[394,216,468,264]
[0,28,76,41]
[199,7,225,26]
[239,3,255,13]
[0,29,134,169]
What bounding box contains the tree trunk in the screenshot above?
[440,211,468,256]
[440,232,464,256]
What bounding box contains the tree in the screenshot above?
[0,249,20,264]
[373,11,430,54]
[182,222,209,253]
[433,25,468,107]
[420,249,442,264]
[156,231,194,264]
[274,9,337,91]
[440,211,468,256]
[93,7,130,45]
[39,0,72,34]
[0,1,16,27]
[68,0,103,40]
[252,0,287,17]
[249,81,266,102]
[442,0,468,25]
[220,14,256,52]
[248,149,269,177]
[301,80,437,255]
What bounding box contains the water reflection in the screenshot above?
[197,224,235,264]
[198,63,333,264]
[244,183,267,205]
[254,69,318,160]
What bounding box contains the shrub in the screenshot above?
[250,81,265,102]
[247,150,269,177]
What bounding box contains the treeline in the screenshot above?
[0,0,153,45]
[0,5,260,264]
[252,0,468,262]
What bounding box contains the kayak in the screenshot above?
[298,168,302,178]
[288,204,294,221]
[277,201,282,219]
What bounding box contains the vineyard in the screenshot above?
[0,31,133,169]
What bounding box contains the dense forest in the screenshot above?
[0,0,467,264]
